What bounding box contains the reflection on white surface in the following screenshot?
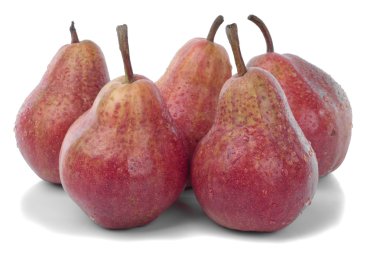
[21,174,344,241]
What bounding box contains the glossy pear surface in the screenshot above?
[60,76,188,229]
[191,67,318,232]
[248,54,352,176]
[15,40,109,183]
[157,38,231,155]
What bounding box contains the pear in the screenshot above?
[246,15,352,177]
[15,22,109,184]
[191,24,318,232]
[157,15,232,157]
[59,25,188,229]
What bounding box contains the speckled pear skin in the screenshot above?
[15,40,109,184]
[248,53,352,176]
[191,67,318,232]
[59,76,188,229]
[157,38,232,156]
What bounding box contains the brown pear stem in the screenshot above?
[70,21,79,44]
[226,24,247,76]
[248,15,274,53]
[116,24,134,83]
[207,15,224,42]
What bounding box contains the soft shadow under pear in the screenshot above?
[21,174,344,240]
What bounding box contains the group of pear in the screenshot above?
[15,15,351,232]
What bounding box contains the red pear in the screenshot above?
[191,24,318,232]
[246,15,352,176]
[15,22,109,183]
[59,25,187,229]
[157,15,232,157]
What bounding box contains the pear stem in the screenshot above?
[116,24,134,83]
[70,21,79,44]
[206,15,224,42]
[226,23,247,76]
[248,15,274,53]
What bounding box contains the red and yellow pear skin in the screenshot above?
[191,67,318,232]
[157,17,232,157]
[60,76,188,229]
[15,25,109,184]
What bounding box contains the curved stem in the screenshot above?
[70,21,79,44]
[116,24,134,83]
[206,15,224,42]
[226,23,247,76]
[247,15,274,53]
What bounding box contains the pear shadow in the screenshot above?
[20,182,214,240]
[21,174,344,241]
[283,174,345,238]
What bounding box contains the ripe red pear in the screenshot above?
[157,15,232,157]
[15,22,109,184]
[246,15,352,177]
[191,24,318,232]
[59,25,188,229]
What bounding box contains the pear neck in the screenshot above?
[215,87,261,128]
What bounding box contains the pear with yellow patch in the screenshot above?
[59,25,187,229]
[191,24,318,232]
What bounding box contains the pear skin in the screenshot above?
[15,22,109,183]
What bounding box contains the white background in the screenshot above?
[1,0,379,252]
